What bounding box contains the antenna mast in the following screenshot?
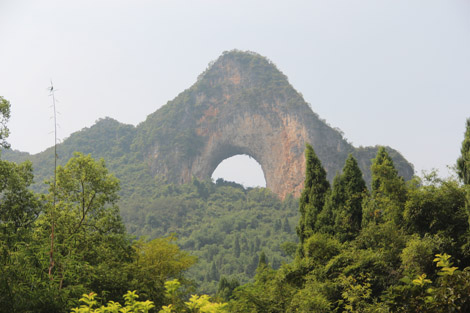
[48,81,57,280]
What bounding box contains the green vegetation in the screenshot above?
[457,118,470,185]
[0,151,198,312]
[1,79,469,311]
[0,96,11,149]
[121,179,299,294]
[296,143,330,256]
[222,126,470,312]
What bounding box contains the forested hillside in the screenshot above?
[121,179,299,294]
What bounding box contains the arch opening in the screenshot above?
[211,154,266,188]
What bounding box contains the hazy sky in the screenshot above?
[1,0,469,187]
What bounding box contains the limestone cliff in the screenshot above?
[134,50,414,198]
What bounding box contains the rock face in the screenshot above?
[135,50,414,198]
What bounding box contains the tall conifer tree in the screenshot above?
[333,154,367,241]
[363,147,406,225]
[234,236,241,258]
[457,118,470,185]
[457,118,470,227]
[371,147,406,202]
[296,144,330,256]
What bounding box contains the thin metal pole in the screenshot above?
[48,82,57,280]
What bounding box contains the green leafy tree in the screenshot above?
[404,176,467,239]
[296,144,330,256]
[0,160,40,242]
[0,97,46,311]
[0,96,11,149]
[0,159,42,311]
[71,291,155,313]
[229,266,295,313]
[37,152,132,304]
[158,279,228,313]
[130,236,197,308]
[216,277,239,302]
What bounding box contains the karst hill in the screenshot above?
[134,50,413,198]
[4,50,413,198]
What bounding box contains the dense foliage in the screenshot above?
[0,152,198,312]
[225,137,470,312]
[120,178,299,294]
[0,99,198,312]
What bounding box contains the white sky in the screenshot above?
[1,0,469,187]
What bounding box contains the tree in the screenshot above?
[216,277,239,302]
[71,291,155,313]
[363,147,406,226]
[130,236,196,308]
[258,251,268,270]
[233,236,240,258]
[457,118,470,185]
[0,159,42,311]
[371,147,406,202]
[0,97,44,311]
[296,144,330,256]
[37,152,132,304]
[282,216,291,233]
[0,160,40,242]
[0,96,11,149]
[332,154,367,241]
[210,261,219,281]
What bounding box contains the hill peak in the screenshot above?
[196,50,290,90]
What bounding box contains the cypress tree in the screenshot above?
[457,118,470,228]
[258,251,268,269]
[371,147,406,202]
[209,261,219,281]
[283,216,291,233]
[457,118,470,185]
[316,175,340,236]
[296,144,330,256]
[234,236,241,258]
[333,154,367,241]
[364,147,406,225]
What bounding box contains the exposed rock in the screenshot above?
[136,50,414,198]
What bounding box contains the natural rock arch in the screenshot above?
[211,154,266,186]
[137,50,413,198]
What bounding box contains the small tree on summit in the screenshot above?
[296,144,330,257]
